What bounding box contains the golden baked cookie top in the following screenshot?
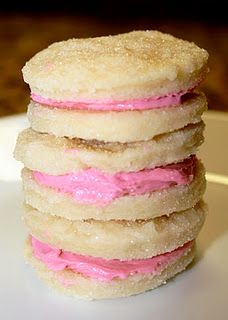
[22,30,208,100]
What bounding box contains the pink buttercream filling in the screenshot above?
[31,90,188,111]
[31,236,193,282]
[33,156,195,206]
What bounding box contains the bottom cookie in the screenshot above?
[24,236,195,300]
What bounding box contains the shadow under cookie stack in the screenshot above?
[14,30,209,300]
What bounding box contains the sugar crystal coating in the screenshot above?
[22,30,209,100]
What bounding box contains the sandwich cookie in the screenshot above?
[22,31,208,142]
[23,201,206,260]
[25,236,195,300]
[21,157,206,220]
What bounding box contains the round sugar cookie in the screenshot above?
[21,160,206,221]
[24,237,195,300]
[28,92,207,142]
[23,201,206,259]
[22,30,208,101]
[14,122,204,175]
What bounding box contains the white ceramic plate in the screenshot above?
[0,113,228,320]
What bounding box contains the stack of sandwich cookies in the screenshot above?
[14,30,208,299]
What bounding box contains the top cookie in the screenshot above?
[22,30,208,101]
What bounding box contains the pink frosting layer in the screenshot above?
[31,236,193,282]
[33,156,195,206]
[31,90,187,111]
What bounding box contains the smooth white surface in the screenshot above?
[0,113,228,320]
[0,114,28,181]
[198,111,228,176]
